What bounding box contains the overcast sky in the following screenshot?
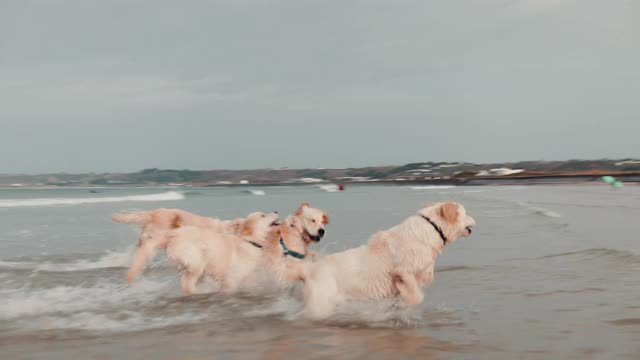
[1,0,638,174]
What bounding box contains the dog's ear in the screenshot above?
[295,203,310,216]
[170,214,183,229]
[322,212,330,225]
[229,219,242,235]
[241,219,254,237]
[440,202,459,224]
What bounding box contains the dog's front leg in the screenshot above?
[126,233,157,284]
[394,270,424,306]
[181,271,199,295]
[284,259,308,283]
[416,266,434,287]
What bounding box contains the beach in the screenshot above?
[1,185,639,359]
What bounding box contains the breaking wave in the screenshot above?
[0,191,185,208]
[410,186,456,190]
[0,248,134,272]
[517,202,562,218]
[539,248,639,262]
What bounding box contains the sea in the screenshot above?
[0,185,638,359]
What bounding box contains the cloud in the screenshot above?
[0,61,278,108]
[0,0,638,172]
[507,0,573,16]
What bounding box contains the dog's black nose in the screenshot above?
[274,211,279,214]
[318,228,325,237]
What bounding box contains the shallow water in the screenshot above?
[1,185,639,359]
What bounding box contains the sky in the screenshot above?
[1,0,639,174]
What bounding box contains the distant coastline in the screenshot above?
[1,159,639,188]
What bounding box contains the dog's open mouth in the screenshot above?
[303,230,322,242]
[270,220,280,226]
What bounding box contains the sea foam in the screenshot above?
[0,191,185,208]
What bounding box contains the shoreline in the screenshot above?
[0,175,637,190]
[3,160,639,189]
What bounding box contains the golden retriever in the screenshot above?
[166,203,330,294]
[298,202,475,320]
[167,211,281,294]
[257,203,330,287]
[113,208,260,283]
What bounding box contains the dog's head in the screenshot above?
[290,203,329,243]
[417,202,475,243]
[233,211,280,242]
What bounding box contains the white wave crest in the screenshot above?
[317,184,340,192]
[0,247,135,272]
[35,248,134,272]
[518,202,562,218]
[0,277,176,321]
[530,207,562,218]
[410,186,456,190]
[29,311,207,332]
[0,191,185,208]
[0,260,36,269]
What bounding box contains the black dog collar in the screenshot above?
[419,215,448,246]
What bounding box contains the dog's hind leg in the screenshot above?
[394,270,424,306]
[126,232,159,284]
[179,256,204,295]
[220,277,239,294]
[181,268,202,295]
[166,238,205,295]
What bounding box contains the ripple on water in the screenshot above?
[603,318,640,327]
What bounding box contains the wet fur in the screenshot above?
[166,212,281,294]
[116,204,330,294]
[298,202,475,320]
[113,208,250,283]
[166,204,329,294]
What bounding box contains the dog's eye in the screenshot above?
[312,219,316,223]
[261,214,266,218]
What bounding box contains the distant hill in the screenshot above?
[1,159,639,187]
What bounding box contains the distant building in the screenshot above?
[437,164,461,168]
[290,178,325,183]
[615,160,640,166]
[476,168,525,176]
[335,176,372,181]
[405,169,432,174]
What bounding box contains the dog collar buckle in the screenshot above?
[279,238,305,259]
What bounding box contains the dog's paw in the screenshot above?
[125,272,136,284]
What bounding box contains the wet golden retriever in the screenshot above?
[167,211,281,294]
[113,208,265,283]
[167,203,329,294]
[298,202,475,320]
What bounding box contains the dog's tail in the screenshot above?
[112,211,152,226]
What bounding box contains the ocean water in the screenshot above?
[0,185,638,359]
